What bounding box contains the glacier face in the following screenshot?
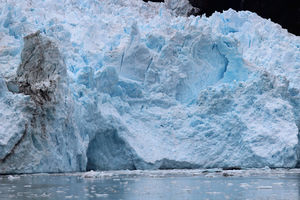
[0,0,300,173]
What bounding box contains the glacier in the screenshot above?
[0,0,300,173]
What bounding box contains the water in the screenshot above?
[0,169,299,200]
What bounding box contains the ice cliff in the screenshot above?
[0,0,299,173]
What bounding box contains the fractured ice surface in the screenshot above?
[0,0,299,173]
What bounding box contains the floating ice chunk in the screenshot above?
[273,182,284,186]
[24,185,31,188]
[40,193,51,197]
[240,183,250,188]
[7,175,20,180]
[95,194,109,198]
[256,186,273,189]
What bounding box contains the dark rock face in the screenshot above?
[16,30,67,105]
[0,31,86,174]
[144,0,300,36]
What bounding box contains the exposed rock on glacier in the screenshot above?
[16,30,66,105]
[164,0,197,16]
[0,0,299,173]
[0,31,86,173]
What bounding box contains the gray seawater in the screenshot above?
[0,169,299,200]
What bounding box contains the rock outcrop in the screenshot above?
[0,31,86,174]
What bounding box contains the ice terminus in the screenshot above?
[0,0,299,173]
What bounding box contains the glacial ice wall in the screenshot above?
[0,0,299,173]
